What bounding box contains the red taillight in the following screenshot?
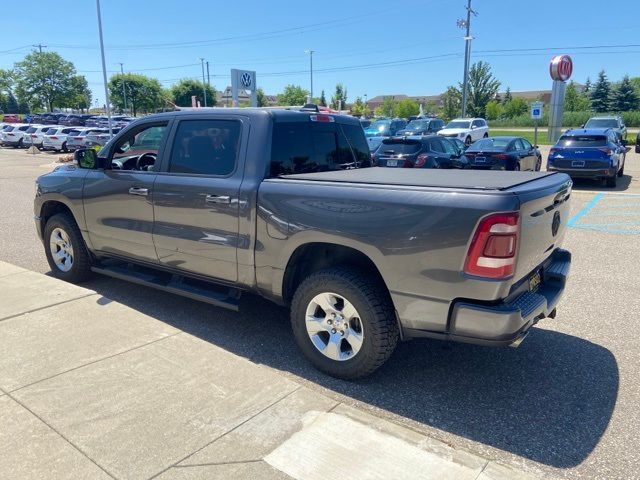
[50,136,58,140]
[415,154,428,167]
[464,212,519,279]
[598,148,612,156]
[7,133,15,136]
[402,160,413,168]
[493,153,508,160]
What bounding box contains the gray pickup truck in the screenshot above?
[34,108,572,379]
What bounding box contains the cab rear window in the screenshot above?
[558,136,607,147]
[270,121,369,177]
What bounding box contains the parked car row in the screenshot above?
[0,122,120,151]
[370,133,541,172]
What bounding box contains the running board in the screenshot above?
[91,263,240,311]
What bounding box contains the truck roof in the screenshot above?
[141,108,361,125]
[281,168,559,191]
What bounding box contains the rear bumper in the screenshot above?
[404,248,571,346]
[548,166,616,179]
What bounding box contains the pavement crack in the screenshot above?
[0,292,98,323]
[9,331,183,394]
[174,459,263,468]
[473,460,489,480]
[4,393,118,479]
[147,385,303,479]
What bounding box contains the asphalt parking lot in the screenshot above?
[0,144,639,479]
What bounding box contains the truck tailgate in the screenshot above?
[510,173,573,282]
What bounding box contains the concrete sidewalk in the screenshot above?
[0,261,537,480]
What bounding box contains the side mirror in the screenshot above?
[470,125,476,130]
[580,124,585,128]
[533,145,539,149]
[74,148,98,169]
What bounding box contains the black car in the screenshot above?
[464,136,541,171]
[395,118,445,136]
[60,114,93,127]
[373,135,466,169]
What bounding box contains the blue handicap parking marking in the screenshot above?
[568,193,640,235]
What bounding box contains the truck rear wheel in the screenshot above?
[290,267,399,379]
[44,213,92,283]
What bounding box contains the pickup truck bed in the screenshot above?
[283,168,559,191]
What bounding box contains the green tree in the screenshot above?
[277,84,309,106]
[108,73,165,116]
[319,89,327,107]
[350,96,370,117]
[14,51,79,111]
[503,87,512,103]
[462,61,501,118]
[330,83,348,110]
[170,78,216,108]
[441,86,460,121]
[256,88,267,107]
[484,100,503,120]
[612,75,639,112]
[395,99,419,119]
[66,75,92,111]
[583,77,591,93]
[502,97,528,118]
[590,70,611,112]
[565,80,591,111]
[375,96,398,117]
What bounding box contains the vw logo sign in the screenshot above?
[552,211,561,237]
[549,55,573,82]
[241,72,252,89]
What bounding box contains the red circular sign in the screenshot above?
[549,55,573,82]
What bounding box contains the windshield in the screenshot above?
[468,138,511,151]
[364,121,391,137]
[404,120,430,131]
[445,120,471,129]
[558,135,607,147]
[585,119,618,129]
[378,139,422,154]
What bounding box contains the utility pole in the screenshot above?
[96,0,113,138]
[118,63,127,113]
[457,0,476,117]
[206,61,213,105]
[32,44,47,53]
[200,58,207,107]
[305,50,314,103]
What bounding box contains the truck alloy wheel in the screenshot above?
[305,292,364,361]
[49,227,74,272]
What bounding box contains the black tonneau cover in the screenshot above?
[281,168,557,191]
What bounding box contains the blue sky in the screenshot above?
[1,0,638,106]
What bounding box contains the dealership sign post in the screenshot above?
[548,55,573,143]
[530,101,543,146]
[231,69,257,108]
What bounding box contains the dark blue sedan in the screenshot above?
[464,136,541,171]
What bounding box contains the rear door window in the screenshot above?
[168,120,240,176]
[429,138,445,153]
[439,138,457,155]
[514,139,526,151]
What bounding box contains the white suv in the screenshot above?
[437,118,489,146]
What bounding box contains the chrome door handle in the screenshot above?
[205,194,231,204]
[128,187,149,196]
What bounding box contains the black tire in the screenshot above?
[465,136,472,146]
[618,158,625,177]
[43,213,92,283]
[16,138,23,148]
[605,175,617,188]
[535,157,542,171]
[513,162,521,171]
[483,133,488,138]
[290,267,399,379]
[62,141,68,152]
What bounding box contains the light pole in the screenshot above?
[457,0,476,118]
[200,58,208,107]
[305,50,314,103]
[96,0,112,138]
[118,62,127,113]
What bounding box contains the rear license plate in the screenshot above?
[529,270,542,292]
[386,159,398,167]
[571,160,585,167]
[474,157,486,163]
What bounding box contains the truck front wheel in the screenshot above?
[290,267,399,379]
[44,213,92,283]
